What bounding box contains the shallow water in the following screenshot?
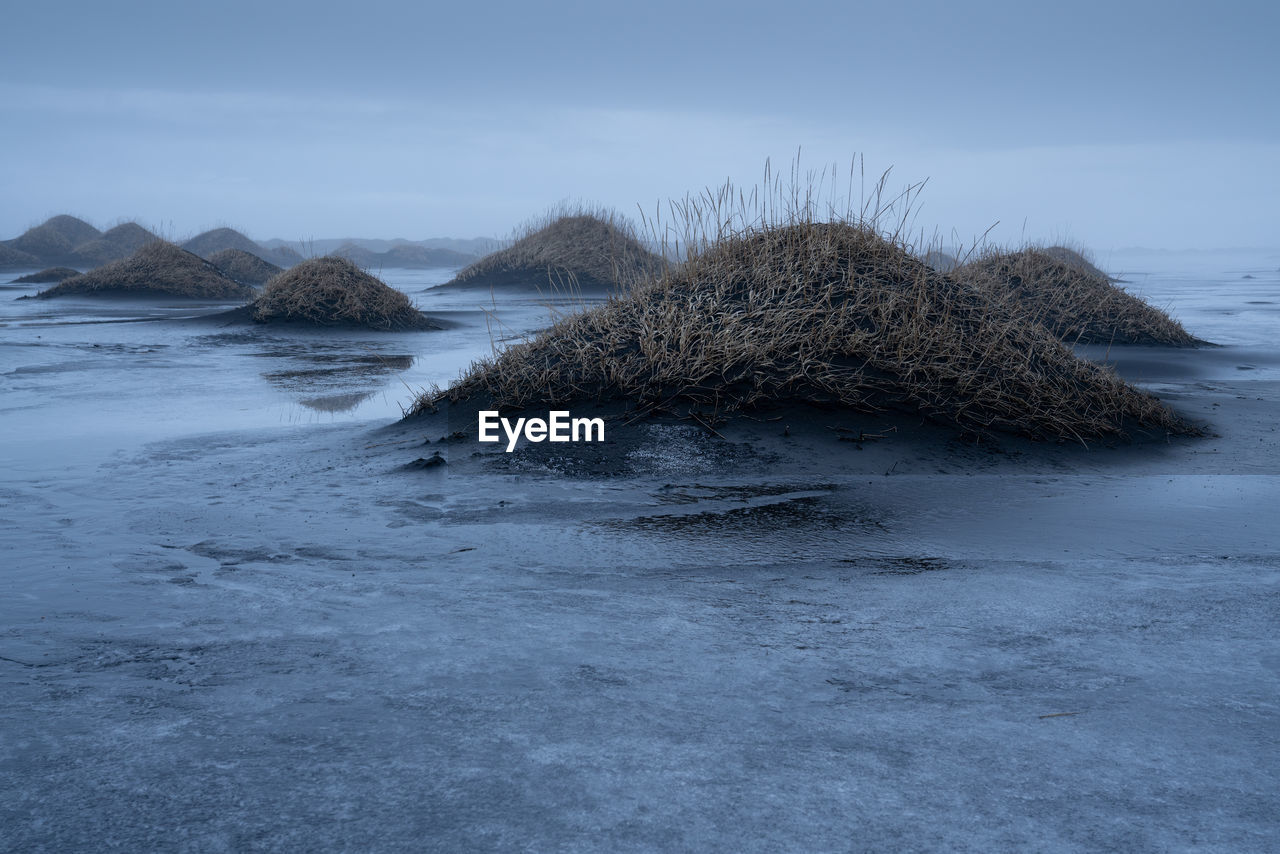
[0,268,586,469]
[2,255,1278,852]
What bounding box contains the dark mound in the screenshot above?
[183,227,265,259]
[101,222,159,252]
[0,244,41,270]
[42,215,101,247]
[268,245,304,267]
[6,215,102,265]
[951,249,1200,346]
[418,221,1189,442]
[1040,245,1112,281]
[443,210,664,292]
[208,248,282,286]
[12,266,81,284]
[10,222,82,261]
[36,241,255,300]
[72,222,161,266]
[251,256,436,330]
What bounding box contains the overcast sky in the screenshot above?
[2,0,1276,250]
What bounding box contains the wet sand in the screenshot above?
[1,257,1278,851]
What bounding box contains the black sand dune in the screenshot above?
[1040,245,1114,281]
[71,222,161,267]
[208,248,282,286]
[0,243,41,270]
[4,215,101,265]
[183,227,266,258]
[241,256,439,330]
[11,266,81,284]
[35,241,255,300]
[441,209,664,293]
[416,221,1190,442]
[952,248,1201,346]
[268,245,305,266]
[182,229,300,269]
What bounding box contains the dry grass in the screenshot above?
[37,241,255,300]
[252,256,431,329]
[951,248,1200,346]
[12,266,81,284]
[416,169,1190,442]
[445,204,664,292]
[208,248,281,286]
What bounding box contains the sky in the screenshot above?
[1,0,1276,251]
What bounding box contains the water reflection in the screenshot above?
[298,391,376,413]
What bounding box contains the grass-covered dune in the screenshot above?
[208,248,282,286]
[442,207,664,293]
[71,222,161,267]
[419,219,1190,442]
[12,266,81,284]
[36,241,255,300]
[267,245,305,266]
[182,227,263,259]
[250,256,437,330]
[4,215,101,265]
[0,244,41,270]
[182,229,300,269]
[951,248,1200,346]
[1040,245,1113,281]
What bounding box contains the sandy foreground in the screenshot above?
[1,257,1278,852]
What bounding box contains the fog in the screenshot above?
[2,0,1276,249]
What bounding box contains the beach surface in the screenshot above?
[2,253,1278,852]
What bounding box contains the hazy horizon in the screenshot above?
[2,0,1276,252]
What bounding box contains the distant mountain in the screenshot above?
[262,236,497,261]
[2,217,494,271]
[333,242,477,269]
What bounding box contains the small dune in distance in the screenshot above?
[34,241,255,301]
[440,206,665,293]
